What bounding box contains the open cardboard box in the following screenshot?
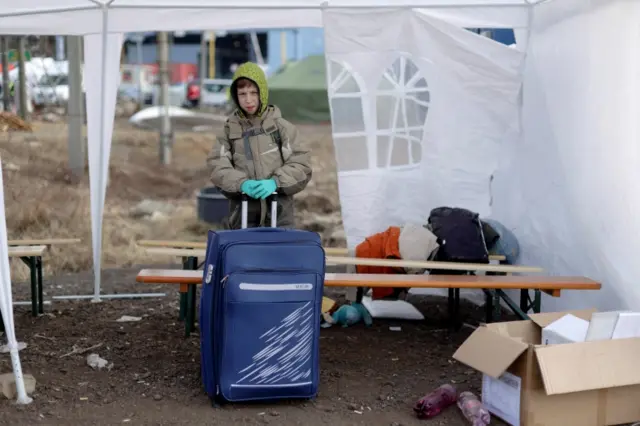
[453,309,640,426]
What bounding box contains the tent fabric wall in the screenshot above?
[491,0,640,313]
[323,8,524,249]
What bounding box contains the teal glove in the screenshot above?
[240,180,260,198]
[253,179,277,199]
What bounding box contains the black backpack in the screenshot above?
[427,206,489,265]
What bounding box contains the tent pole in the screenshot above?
[53,293,167,300]
[111,2,530,11]
[91,3,110,303]
[0,2,535,19]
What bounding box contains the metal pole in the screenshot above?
[157,31,172,165]
[199,32,207,108]
[53,293,167,301]
[280,31,287,66]
[55,36,65,60]
[208,32,215,78]
[17,37,27,120]
[249,32,264,65]
[1,37,10,111]
[67,35,85,181]
[136,35,144,109]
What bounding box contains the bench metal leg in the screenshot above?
[181,256,198,337]
[447,288,461,330]
[519,289,542,314]
[483,289,502,323]
[496,289,530,320]
[28,256,38,317]
[36,257,44,314]
[179,257,189,321]
[185,284,197,338]
[18,256,39,317]
[484,289,540,322]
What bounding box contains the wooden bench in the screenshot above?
[4,238,80,319]
[141,246,530,328]
[136,268,600,337]
[137,239,506,261]
[142,246,521,319]
[7,245,47,319]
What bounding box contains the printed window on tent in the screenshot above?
[327,59,368,172]
[375,55,430,169]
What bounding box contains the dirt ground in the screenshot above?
[0,117,509,424]
[1,267,506,426]
[1,117,342,282]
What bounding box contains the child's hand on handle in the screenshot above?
[240,180,260,198]
[253,179,277,199]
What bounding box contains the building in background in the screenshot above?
[121,31,268,81]
[118,26,515,88]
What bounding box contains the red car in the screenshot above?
[185,80,201,108]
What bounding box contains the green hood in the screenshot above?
[230,62,269,117]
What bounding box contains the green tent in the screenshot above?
[268,55,330,123]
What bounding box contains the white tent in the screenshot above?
[1,0,638,404]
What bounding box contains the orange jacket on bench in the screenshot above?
[355,226,405,300]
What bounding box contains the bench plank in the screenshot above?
[138,240,348,255]
[136,269,600,293]
[138,240,207,249]
[324,273,601,291]
[9,245,47,257]
[138,240,507,261]
[326,256,538,273]
[144,247,205,257]
[143,247,518,273]
[8,238,80,246]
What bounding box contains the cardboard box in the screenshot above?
[541,313,590,345]
[453,309,640,426]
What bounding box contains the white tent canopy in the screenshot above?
[2,0,638,407]
[0,0,532,34]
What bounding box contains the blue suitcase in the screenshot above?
[199,195,325,403]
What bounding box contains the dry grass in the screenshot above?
[1,119,221,281]
[1,117,337,282]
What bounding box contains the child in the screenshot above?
[208,62,312,229]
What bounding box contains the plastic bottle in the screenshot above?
[413,384,458,419]
[457,391,490,425]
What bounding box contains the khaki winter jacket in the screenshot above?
[207,62,312,228]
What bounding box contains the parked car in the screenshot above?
[32,73,72,106]
[182,78,232,109]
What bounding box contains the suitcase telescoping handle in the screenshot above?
[241,192,278,228]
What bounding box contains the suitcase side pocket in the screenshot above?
[218,270,322,402]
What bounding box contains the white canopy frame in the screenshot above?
[0,0,539,405]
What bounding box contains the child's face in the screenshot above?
[237,81,260,116]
